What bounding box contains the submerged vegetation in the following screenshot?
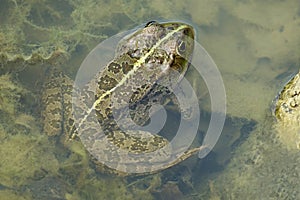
[0,0,299,199]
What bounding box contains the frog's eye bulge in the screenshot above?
[145,20,158,27]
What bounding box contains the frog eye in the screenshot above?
[145,21,158,27]
[177,41,186,54]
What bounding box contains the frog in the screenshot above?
[274,71,300,121]
[41,21,206,175]
[273,70,300,149]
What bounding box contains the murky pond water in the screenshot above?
[0,0,300,199]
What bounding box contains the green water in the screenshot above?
[0,0,300,199]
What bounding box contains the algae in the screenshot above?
[0,0,135,67]
[0,74,24,115]
[0,190,31,200]
[1,0,300,199]
[2,0,298,122]
[0,74,59,191]
[194,116,300,199]
[122,0,190,24]
[185,0,300,121]
[0,0,166,199]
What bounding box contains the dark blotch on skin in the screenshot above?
[122,62,134,74]
[98,75,118,91]
[107,62,122,74]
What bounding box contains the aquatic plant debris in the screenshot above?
[1,0,300,199]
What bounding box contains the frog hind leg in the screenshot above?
[106,129,169,153]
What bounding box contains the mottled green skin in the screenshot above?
[42,21,204,175]
[41,68,74,137]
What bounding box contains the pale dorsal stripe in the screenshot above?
[76,24,189,129]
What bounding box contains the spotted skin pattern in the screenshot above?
[42,21,206,175]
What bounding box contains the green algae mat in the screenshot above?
[1,0,300,199]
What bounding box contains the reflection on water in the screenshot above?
[0,0,300,199]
